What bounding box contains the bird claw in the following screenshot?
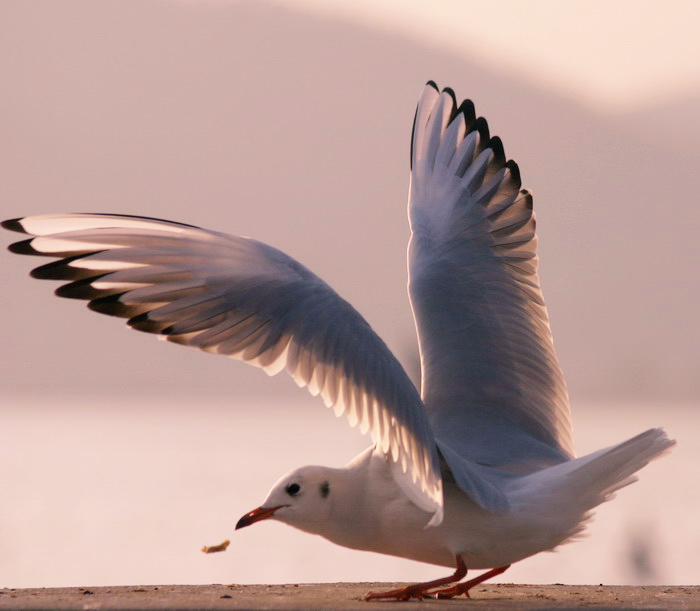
[433,585,470,599]
[433,564,510,599]
[365,585,466,601]
[365,561,509,601]
[364,586,434,601]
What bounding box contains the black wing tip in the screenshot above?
[7,238,38,255]
[87,293,133,317]
[86,212,202,230]
[159,323,179,336]
[414,83,528,194]
[441,86,457,102]
[128,312,150,325]
[505,159,523,188]
[31,254,95,280]
[128,312,170,334]
[128,312,158,332]
[429,83,475,125]
[472,116,491,142]
[6,212,203,233]
[2,218,27,234]
[425,81,456,98]
[55,276,110,300]
[457,99,476,125]
[488,136,506,165]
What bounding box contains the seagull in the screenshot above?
[3,82,674,600]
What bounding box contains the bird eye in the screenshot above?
[285,483,301,496]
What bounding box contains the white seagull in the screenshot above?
[3,82,674,600]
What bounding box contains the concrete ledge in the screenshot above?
[1,583,698,610]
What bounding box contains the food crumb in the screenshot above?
[201,539,230,554]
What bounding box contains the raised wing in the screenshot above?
[408,83,575,474]
[3,213,443,521]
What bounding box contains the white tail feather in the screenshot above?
[511,428,675,547]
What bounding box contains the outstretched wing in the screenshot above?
[408,83,575,475]
[3,213,443,521]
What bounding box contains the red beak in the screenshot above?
[235,505,284,530]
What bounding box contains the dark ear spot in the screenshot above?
[320,481,330,498]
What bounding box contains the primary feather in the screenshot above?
[3,213,444,521]
[409,83,574,474]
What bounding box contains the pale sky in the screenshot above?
[269,0,700,111]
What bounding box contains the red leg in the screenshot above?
[434,564,510,599]
[365,556,468,601]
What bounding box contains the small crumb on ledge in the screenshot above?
[201,539,230,554]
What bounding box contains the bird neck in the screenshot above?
[313,447,399,551]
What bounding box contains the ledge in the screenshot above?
[1,583,698,610]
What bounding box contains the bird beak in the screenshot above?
[235,505,284,530]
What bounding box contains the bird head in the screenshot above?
[236,465,335,535]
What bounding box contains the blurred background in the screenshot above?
[1,0,698,588]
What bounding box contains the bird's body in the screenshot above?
[254,429,671,574]
[261,447,508,569]
[3,82,674,599]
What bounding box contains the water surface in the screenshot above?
[1,396,696,587]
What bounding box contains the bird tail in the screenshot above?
[511,428,675,544]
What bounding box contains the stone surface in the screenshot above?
[1,583,699,610]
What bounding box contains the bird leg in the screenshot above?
[364,555,467,601]
[433,564,510,599]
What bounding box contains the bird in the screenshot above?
[3,82,674,600]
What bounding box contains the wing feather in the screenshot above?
[3,212,444,522]
[409,83,575,476]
